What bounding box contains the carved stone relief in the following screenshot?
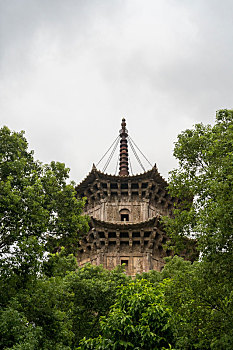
[133,206,141,222]
[107,256,116,269]
[106,205,118,221]
[134,257,143,274]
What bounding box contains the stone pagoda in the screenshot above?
[75,119,177,276]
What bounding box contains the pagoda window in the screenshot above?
[121,214,129,221]
[120,209,130,222]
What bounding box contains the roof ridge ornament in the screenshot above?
[119,118,129,176]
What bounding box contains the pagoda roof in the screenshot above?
[90,215,163,230]
[76,164,168,193]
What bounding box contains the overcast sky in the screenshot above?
[1,0,232,182]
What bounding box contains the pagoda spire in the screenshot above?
[119,118,129,176]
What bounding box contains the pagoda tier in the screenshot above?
[77,216,170,274]
[76,165,177,224]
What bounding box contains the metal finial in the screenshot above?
[119,118,129,176]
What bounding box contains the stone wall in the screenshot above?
[85,198,165,223]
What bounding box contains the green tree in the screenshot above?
[0,277,74,350]
[0,126,88,288]
[0,250,130,349]
[79,279,174,350]
[165,109,233,258]
[65,263,130,347]
[163,110,233,349]
[163,257,233,350]
[0,126,89,349]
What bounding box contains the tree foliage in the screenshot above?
[0,255,130,350]
[0,126,88,349]
[79,279,174,350]
[0,126,89,280]
[165,109,233,258]
[163,110,233,349]
[64,263,130,347]
[164,258,233,349]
